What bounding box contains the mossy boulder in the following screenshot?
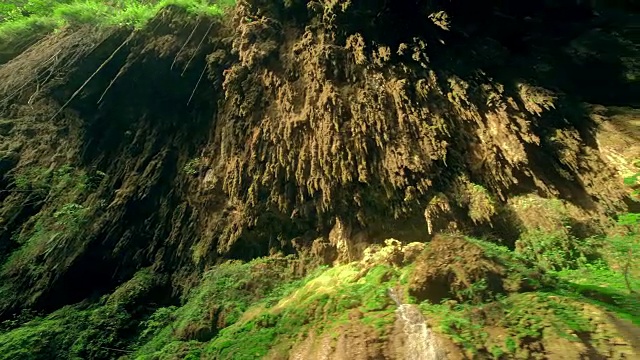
[409,235,543,304]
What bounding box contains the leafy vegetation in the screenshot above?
[133,257,307,358]
[202,264,400,359]
[0,0,234,42]
[0,164,101,312]
[0,268,162,359]
[2,165,92,270]
[0,224,638,359]
[419,227,639,358]
[183,157,201,176]
[129,260,409,359]
[418,170,640,359]
[127,219,637,359]
[515,229,600,272]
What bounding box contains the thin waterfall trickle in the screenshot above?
[388,288,447,360]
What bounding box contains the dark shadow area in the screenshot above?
[576,332,608,359]
[31,240,121,313]
[0,11,224,320]
[225,209,313,261]
[605,311,640,350]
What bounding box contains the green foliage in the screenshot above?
[505,294,592,340]
[453,237,550,300]
[139,306,178,340]
[515,229,599,272]
[0,16,58,56]
[0,269,161,360]
[554,263,640,325]
[133,257,305,357]
[53,202,88,227]
[132,263,401,359]
[13,166,52,195]
[202,264,399,359]
[0,4,18,22]
[625,173,640,187]
[2,199,90,273]
[418,224,640,358]
[53,1,112,26]
[132,170,637,360]
[431,303,488,354]
[610,216,640,294]
[0,0,234,41]
[0,309,40,333]
[70,305,134,359]
[422,292,594,358]
[0,164,98,311]
[1,228,638,359]
[11,164,91,199]
[0,307,88,360]
[183,157,201,176]
[548,212,640,325]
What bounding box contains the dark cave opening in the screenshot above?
[332,0,443,49]
[333,0,603,57]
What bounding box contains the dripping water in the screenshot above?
[388,288,447,360]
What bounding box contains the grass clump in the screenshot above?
[0,16,59,46]
[515,229,600,272]
[0,0,235,43]
[53,1,113,26]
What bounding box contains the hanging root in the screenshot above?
[0,49,61,106]
[171,20,201,70]
[0,28,112,107]
[97,60,132,104]
[48,33,135,121]
[181,21,214,77]
[188,65,208,106]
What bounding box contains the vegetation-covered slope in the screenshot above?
[0,0,639,359]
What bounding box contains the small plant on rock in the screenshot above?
[183,157,202,176]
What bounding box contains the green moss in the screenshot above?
[0,268,162,359]
[420,292,594,358]
[0,306,90,360]
[134,262,405,359]
[1,215,637,359]
[133,257,305,357]
[416,225,639,358]
[201,264,402,359]
[553,265,640,325]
